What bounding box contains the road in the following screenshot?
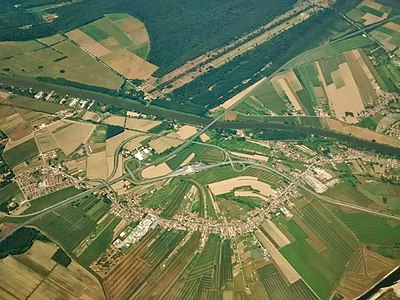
[1,15,399,241]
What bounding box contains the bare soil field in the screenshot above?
[67,14,156,80]
[336,247,398,299]
[104,115,125,127]
[316,61,365,123]
[51,121,95,156]
[273,75,303,111]
[82,111,101,122]
[141,162,172,179]
[208,176,275,197]
[175,125,197,139]
[124,135,150,151]
[324,118,400,148]
[102,50,158,80]
[86,150,108,180]
[105,130,140,157]
[125,117,161,131]
[200,133,211,142]
[0,241,104,300]
[35,127,59,153]
[260,220,291,248]
[347,0,391,26]
[67,29,111,57]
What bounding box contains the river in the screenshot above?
[1,73,399,157]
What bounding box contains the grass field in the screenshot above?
[279,200,359,299]
[0,182,23,212]
[2,138,39,168]
[0,39,123,89]
[235,81,288,115]
[166,143,225,170]
[23,186,81,214]
[7,95,65,114]
[32,195,110,253]
[287,35,376,68]
[334,209,400,250]
[190,165,283,190]
[141,178,192,218]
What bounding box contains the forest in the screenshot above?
[0,0,296,75]
[155,3,359,116]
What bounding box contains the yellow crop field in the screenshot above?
[0,241,105,300]
[67,13,158,80]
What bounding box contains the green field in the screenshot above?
[2,137,39,168]
[235,82,288,115]
[166,234,224,299]
[190,165,283,189]
[279,200,358,299]
[211,137,271,156]
[287,35,375,68]
[166,143,225,170]
[32,195,110,252]
[7,95,65,113]
[0,182,23,212]
[23,186,81,214]
[258,264,318,300]
[80,13,151,59]
[141,178,193,218]
[335,210,400,246]
[78,215,121,266]
[0,39,123,89]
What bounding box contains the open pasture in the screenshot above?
[67,14,157,80]
[279,200,358,300]
[7,95,64,114]
[0,240,105,300]
[0,39,122,89]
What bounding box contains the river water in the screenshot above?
[1,73,399,157]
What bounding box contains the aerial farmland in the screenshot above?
[0,0,400,299]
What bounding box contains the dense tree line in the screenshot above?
[0,227,48,259]
[155,1,362,116]
[0,0,296,75]
[51,248,72,267]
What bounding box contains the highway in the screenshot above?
[1,16,400,242]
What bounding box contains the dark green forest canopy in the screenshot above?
[0,0,296,74]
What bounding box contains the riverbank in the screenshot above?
[1,73,399,157]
